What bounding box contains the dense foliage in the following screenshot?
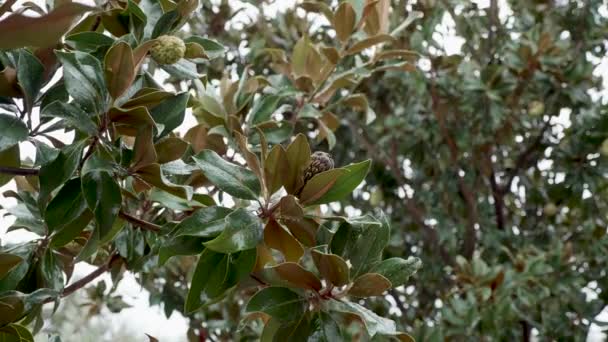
[0,0,424,341]
[0,0,607,341]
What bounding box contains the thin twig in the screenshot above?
[389,289,408,316]
[44,255,121,304]
[501,120,551,194]
[119,211,162,232]
[489,168,505,230]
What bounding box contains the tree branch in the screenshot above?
[119,211,162,232]
[501,120,551,194]
[429,82,479,259]
[389,289,408,316]
[0,166,40,176]
[489,168,505,230]
[348,120,453,266]
[44,255,121,304]
[61,261,112,298]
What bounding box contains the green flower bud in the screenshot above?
[601,138,608,157]
[370,187,383,206]
[150,35,186,65]
[528,100,545,117]
[543,202,558,217]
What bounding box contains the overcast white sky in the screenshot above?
[1,0,607,341]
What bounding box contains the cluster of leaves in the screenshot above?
[178,0,607,340]
[0,0,426,341]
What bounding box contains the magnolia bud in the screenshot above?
[528,100,545,117]
[304,151,334,182]
[543,202,558,217]
[150,35,186,65]
[370,187,383,206]
[600,138,608,157]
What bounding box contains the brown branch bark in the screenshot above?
[429,82,479,259]
[0,166,40,176]
[61,261,112,298]
[44,255,121,304]
[489,169,505,230]
[119,211,162,232]
[521,320,531,342]
[348,120,453,266]
[389,289,407,316]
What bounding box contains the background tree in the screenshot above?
[0,0,607,341]
[0,0,422,341]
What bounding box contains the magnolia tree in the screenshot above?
[0,0,424,341]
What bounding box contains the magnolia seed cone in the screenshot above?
[150,35,186,65]
[304,151,334,182]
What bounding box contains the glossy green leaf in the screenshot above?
[250,95,281,124]
[0,254,23,280]
[173,206,232,238]
[204,209,263,254]
[40,101,98,135]
[104,42,136,99]
[184,249,230,313]
[264,219,304,263]
[264,144,289,195]
[325,299,397,337]
[192,150,261,200]
[81,171,122,240]
[268,262,322,291]
[0,323,34,342]
[38,249,64,291]
[149,92,189,138]
[274,315,313,342]
[49,210,93,248]
[348,216,390,277]
[154,137,187,164]
[16,49,44,112]
[307,159,371,205]
[65,32,115,52]
[39,140,85,201]
[151,10,179,38]
[333,2,356,43]
[299,169,348,205]
[348,273,391,297]
[101,0,147,40]
[44,178,88,234]
[0,113,27,152]
[284,134,311,194]
[135,163,193,199]
[370,257,422,288]
[0,292,25,326]
[317,312,344,341]
[159,60,201,80]
[0,144,19,186]
[158,236,205,266]
[311,250,350,287]
[246,287,305,322]
[55,50,108,114]
[184,36,225,59]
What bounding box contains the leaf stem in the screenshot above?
[119,210,162,232]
